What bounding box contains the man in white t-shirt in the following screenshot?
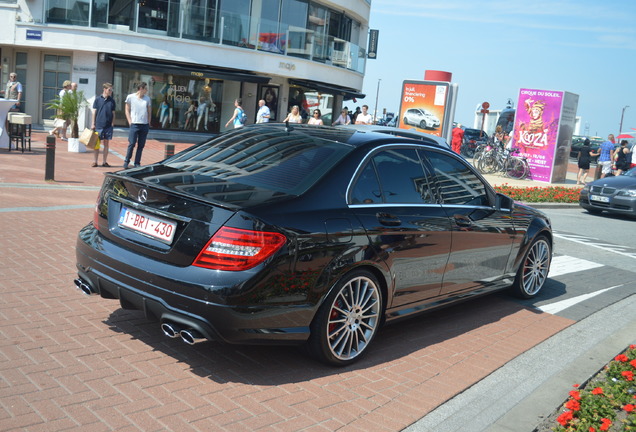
[124,82,152,169]
[256,99,270,123]
[354,105,373,125]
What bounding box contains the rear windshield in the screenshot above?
[165,128,354,195]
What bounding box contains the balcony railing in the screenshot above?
[43,0,366,74]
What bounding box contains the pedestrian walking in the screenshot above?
[225,98,246,128]
[124,82,151,169]
[256,99,270,123]
[576,138,598,184]
[451,124,464,154]
[283,105,302,123]
[598,134,616,179]
[354,105,373,125]
[332,109,351,125]
[614,140,631,176]
[308,109,324,125]
[91,82,116,167]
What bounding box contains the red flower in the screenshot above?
[569,390,581,400]
[615,354,629,362]
[589,428,596,432]
[556,410,573,426]
[565,399,580,411]
[624,404,635,413]
[630,359,636,369]
[600,418,611,431]
[629,344,635,349]
[592,387,604,395]
[622,370,634,381]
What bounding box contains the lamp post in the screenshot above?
[619,105,629,134]
[373,79,381,124]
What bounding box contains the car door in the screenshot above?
[420,149,517,296]
[349,146,452,309]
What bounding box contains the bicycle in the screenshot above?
[476,146,530,179]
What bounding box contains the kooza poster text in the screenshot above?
[511,88,564,182]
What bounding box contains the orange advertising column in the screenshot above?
[424,70,452,82]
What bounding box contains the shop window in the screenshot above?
[113,67,224,133]
[41,55,71,121]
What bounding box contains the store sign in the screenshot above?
[397,80,449,137]
[368,30,379,59]
[26,29,42,40]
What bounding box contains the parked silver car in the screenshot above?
[403,108,440,129]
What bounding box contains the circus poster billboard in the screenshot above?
[509,88,578,183]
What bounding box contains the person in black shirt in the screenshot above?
[577,138,599,185]
[91,82,116,167]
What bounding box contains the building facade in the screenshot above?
[0,0,369,132]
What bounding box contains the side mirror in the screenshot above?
[496,193,514,211]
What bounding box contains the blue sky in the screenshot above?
[361,0,636,137]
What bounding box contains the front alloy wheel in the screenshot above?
[308,270,382,366]
[512,236,551,298]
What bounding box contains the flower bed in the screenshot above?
[550,345,636,431]
[493,184,580,203]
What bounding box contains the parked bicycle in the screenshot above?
[476,146,530,179]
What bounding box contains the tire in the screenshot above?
[403,117,409,126]
[419,120,427,129]
[506,158,529,179]
[308,270,383,366]
[511,236,551,299]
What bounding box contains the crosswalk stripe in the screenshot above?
[537,285,624,314]
[548,255,604,278]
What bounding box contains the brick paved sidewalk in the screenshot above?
[0,130,575,431]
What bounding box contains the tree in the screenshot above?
[46,90,86,139]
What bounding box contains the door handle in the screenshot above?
[376,212,401,226]
[453,214,473,227]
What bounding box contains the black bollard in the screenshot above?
[45,134,56,181]
[164,143,175,159]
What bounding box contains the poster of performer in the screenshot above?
[510,88,564,183]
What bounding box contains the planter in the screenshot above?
[67,137,86,153]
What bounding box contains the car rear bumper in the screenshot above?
[75,226,314,345]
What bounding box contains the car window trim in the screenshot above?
[345,143,441,206]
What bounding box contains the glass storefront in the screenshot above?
[44,0,367,74]
[113,67,224,133]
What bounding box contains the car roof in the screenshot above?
[336,124,451,149]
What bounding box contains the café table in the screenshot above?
[0,100,19,149]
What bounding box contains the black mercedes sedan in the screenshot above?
[75,124,552,366]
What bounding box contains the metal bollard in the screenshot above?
[45,134,56,181]
[164,143,175,159]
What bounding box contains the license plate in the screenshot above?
[590,194,610,203]
[119,207,177,244]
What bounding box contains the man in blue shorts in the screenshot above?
[91,82,116,167]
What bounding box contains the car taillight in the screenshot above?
[193,227,286,271]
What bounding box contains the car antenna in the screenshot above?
[285,120,293,133]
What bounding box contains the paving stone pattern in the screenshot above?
[0,132,574,431]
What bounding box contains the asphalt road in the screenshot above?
[407,206,636,432]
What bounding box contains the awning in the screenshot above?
[106,54,271,84]
[289,79,365,101]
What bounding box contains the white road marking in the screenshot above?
[548,255,604,277]
[538,285,624,314]
[554,232,636,260]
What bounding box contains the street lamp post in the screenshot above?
[619,105,629,134]
[373,79,381,124]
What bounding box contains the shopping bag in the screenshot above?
[79,128,99,149]
[94,135,101,150]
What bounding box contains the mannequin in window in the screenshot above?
[159,74,174,127]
